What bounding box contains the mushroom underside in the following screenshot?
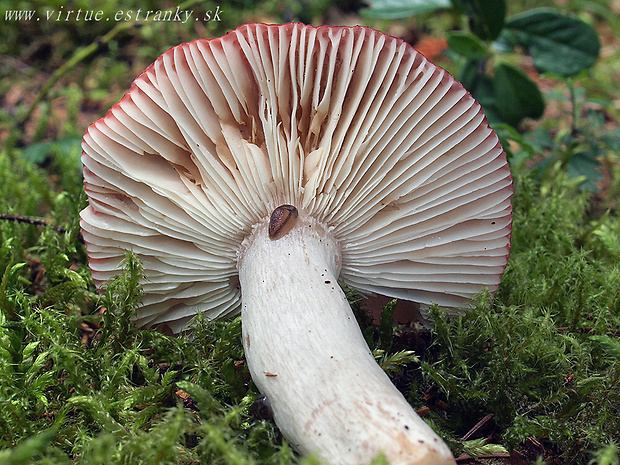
[80,22,513,465]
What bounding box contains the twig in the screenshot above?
[460,413,494,441]
[558,326,619,336]
[456,452,511,462]
[18,22,133,126]
[0,213,67,233]
[17,0,204,126]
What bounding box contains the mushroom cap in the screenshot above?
[81,23,513,333]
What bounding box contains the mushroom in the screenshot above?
[80,23,512,465]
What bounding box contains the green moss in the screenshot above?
[421,172,619,462]
[1,3,619,461]
[2,148,618,464]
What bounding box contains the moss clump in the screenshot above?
[1,96,619,465]
[421,173,619,463]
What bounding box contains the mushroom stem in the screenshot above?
[238,215,456,465]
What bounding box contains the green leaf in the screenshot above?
[447,31,488,59]
[566,150,603,192]
[361,0,451,19]
[493,123,538,164]
[475,85,504,126]
[452,0,506,41]
[458,58,482,91]
[493,62,544,126]
[20,137,82,165]
[505,8,600,77]
[459,60,502,125]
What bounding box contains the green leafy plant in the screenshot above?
[359,0,451,18]
[504,86,620,193]
[363,0,601,127]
